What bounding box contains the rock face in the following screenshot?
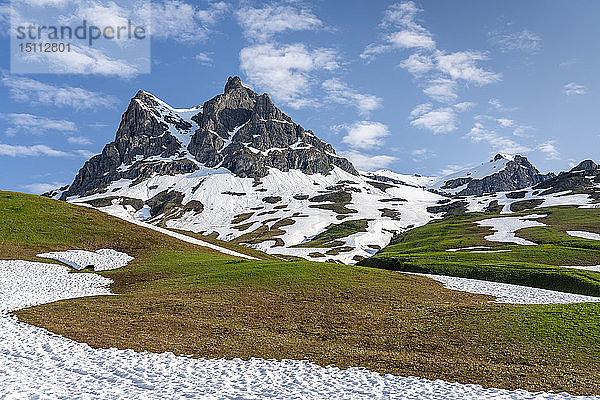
[60,77,357,199]
[433,154,554,197]
[535,159,600,196]
[570,160,599,172]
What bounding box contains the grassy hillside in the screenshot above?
[3,192,600,395]
[359,206,600,296]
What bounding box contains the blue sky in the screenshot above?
[0,0,599,194]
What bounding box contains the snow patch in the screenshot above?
[409,272,600,304]
[477,214,547,246]
[37,249,133,271]
[0,259,594,399]
[566,231,600,241]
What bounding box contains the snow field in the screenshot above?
[0,259,597,399]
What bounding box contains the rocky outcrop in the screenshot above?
[535,160,600,195]
[59,77,358,199]
[188,77,357,178]
[570,160,599,172]
[437,155,553,197]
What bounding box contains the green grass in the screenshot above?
[359,206,600,296]
[293,219,369,248]
[168,228,283,261]
[4,192,600,394]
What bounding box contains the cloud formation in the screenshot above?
[339,150,397,170]
[2,75,118,110]
[236,4,322,42]
[488,29,542,53]
[340,121,390,150]
[564,82,587,96]
[1,113,76,136]
[322,78,383,116]
[410,103,457,134]
[240,43,338,108]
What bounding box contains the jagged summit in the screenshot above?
[59,77,357,200]
[431,154,554,196]
[224,76,245,93]
[571,160,599,172]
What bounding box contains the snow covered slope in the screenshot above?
[49,77,444,264]
[430,154,552,196]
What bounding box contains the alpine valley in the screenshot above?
[46,77,600,265]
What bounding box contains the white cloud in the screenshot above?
[410,104,457,134]
[197,1,229,25]
[380,1,422,28]
[0,3,11,36]
[496,118,514,128]
[513,125,534,137]
[142,0,229,42]
[411,148,435,162]
[488,29,542,53]
[1,113,76,136]
[364,1,435,57]
[435,51,501,85]
[339,150,397,171]
[488,98,517,112]
[423,78,457,103]
[341,121,390,150]
[15,44,140,77]
[538,140,560,160]
[194,52,213,65]
[564,82,587,96]
[322,78,383,116]
[67,136,92,145]
[387,30,435,50]
[0,143,70,157]
[240,43,338,108]
[465,122,531,154]
[360,43,391,61]
[22,182,65,194]
[2,75,118,110]
[236,4,322,42]
[398,53,434,76]
[454,101,476,111]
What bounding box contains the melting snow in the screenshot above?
[0,259,595,399]
[566,231,600,241]
[477,214,547,246]
[37,249,133,271]
[409,272,600,305]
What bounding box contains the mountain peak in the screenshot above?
[570,160,599,172]
[224,76,245,93]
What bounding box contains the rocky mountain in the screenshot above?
[46,76,600,263]
[49,77,443,264]
[430,154,554,197]
[60,76,356,200]
[532,159,600,200]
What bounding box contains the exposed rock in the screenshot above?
[60,76,358,199]
[436,155,554,197]
[570,160,598,172]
